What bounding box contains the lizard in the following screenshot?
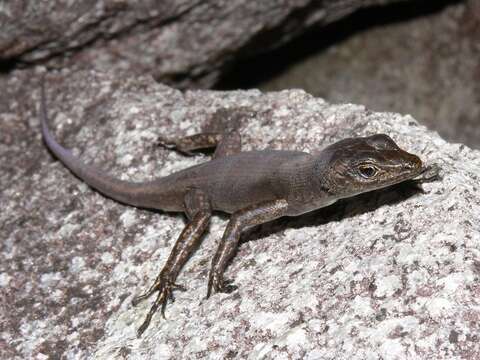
[39,82,439,336]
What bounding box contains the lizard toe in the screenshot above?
[219,278,238,294]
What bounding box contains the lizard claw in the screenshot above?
[206,271,238,299]
[167,283,186,303]
[172,283,187,292]
[222,279,238,294]
[158,136,195,156]
[133,274,187,337]
[157,135,175,148]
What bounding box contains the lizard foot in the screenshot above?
[158,136,195,156]
[132,273,186,337]
[206,271,238,299]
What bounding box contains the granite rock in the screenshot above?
[1,69,479,358]
[0,0,408,88]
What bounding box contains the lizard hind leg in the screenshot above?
[132,189,212,337]
[158,131,241,159]
[206,199,289,298]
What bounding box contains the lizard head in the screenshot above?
[319,134,424,198]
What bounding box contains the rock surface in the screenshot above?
[1,69,480,359]
[0,0,406,88]
[250,0,480,149]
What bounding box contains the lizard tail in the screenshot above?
[40,80,164,209]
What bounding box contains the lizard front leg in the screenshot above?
[132,189,211,336]
[158,130,241,159]
[207,199,289,298]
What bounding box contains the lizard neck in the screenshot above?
[280,155,339,216]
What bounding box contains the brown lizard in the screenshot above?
[40,83,439,336]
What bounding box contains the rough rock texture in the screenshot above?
[0,0,407,88]
[1,69,480,359]
[249,0,480,149]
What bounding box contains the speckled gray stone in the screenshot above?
[1,69,479,359]
[0,0,408,88]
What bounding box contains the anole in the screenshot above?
[40,83,439,336]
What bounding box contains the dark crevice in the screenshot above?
[216,0,462,90]
[0,58,17,73]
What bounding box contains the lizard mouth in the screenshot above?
[411,163,441,184]
[375,163,440,191]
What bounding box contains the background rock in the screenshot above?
[0,0,408,88]
[1,69,479,358]
[222,0,480,149]
[3,1,479,147]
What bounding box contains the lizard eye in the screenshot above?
[358,164,378,178]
